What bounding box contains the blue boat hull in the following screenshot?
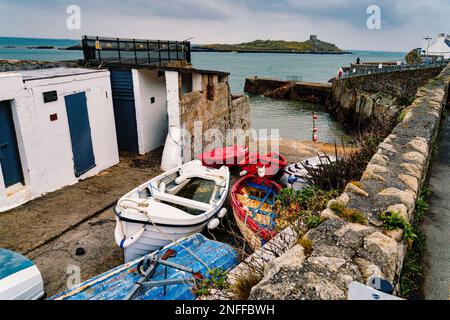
[50,234,239,300]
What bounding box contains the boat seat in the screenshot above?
[175,172,226,187]
[246,182,273,193]
[150,183,212,212]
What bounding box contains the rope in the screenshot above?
[118,198,212,273]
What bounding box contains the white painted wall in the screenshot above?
[192,73,202,92]
[0,69,119,212]
[160,71,182,171]
[132,69,168,154]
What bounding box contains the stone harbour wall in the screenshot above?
[180,75,251,161]
[248,63,450,300]
[244,77,331,105]
[329,65,445,127]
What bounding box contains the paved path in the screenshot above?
[423,110,450,300]
[0,150,163,296]
[0,150,163,255]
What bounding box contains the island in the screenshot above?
[192,35,350,54]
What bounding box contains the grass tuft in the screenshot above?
[297,237,313,256]
[329,202,368,224]
[380,210,416,244]
[230,272,263,300]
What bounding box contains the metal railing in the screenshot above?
[341,58,450,79]
[81,36,191,66]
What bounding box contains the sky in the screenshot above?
[0,0,448,51]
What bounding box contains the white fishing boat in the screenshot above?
[114,160,230,262]
[281,155,336,190]
[0,248,45,300]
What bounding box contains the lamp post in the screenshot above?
[423,36,432,57]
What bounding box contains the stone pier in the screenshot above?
[244,77,331,104]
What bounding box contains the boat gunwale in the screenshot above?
[115,161,230,226]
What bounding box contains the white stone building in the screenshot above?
[425,33,450,59]
[0,68,119,212]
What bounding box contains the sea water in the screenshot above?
[0,37,406,142]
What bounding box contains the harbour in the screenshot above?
[1,26,450,303]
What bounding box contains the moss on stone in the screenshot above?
[329,202,368,225]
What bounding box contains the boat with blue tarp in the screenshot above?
[50,234,239,300]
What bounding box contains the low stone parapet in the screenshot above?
[246,63,450,300]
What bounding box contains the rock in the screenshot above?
[362,170,385,181]
[345,183,369,197]
[406,137,428,156]
[365,164,388,174]
[249,255,362,300]
[398,174,419,193]
[400,162,421,179]
[308,256,347,273]
[370,153,389,166]
[336,192,350,206]
[354,258,384,281]
[402,151,426,166]
[362,232,399,280]
[307,220,372,259]
[378,188,416,212]
[384,229,404,242]
[264,245,306,279]
[320,208,340,220]
[379,142,397,154]
[386,203,409,220]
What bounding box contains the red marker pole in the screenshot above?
[312,113,318,142]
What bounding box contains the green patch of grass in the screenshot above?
[397,110,407,123]
[415,187,431,223]
[380,210,417,244]
[329,202,368,224]
[399,187,431,299]
[274,187,337,231]
[304,214,323,229]
[192,268,229,297]
[230,272,263,300]
[297,236,313,256]
[400,231,426,299]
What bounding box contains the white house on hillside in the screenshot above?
[425,33,450,59]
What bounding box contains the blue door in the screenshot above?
[0,101,24,187]
[110,70,139,153]
[65,92,96,177]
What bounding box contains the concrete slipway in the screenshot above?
[0,140,348,296]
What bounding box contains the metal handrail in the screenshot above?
[341,58,450,79]
[82,35,191,66]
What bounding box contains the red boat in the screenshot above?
[238,152,287,178]
[231,175,282,250]
[197,146,249,168]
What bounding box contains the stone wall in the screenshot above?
[247,63,450,300]
[0,59,78,72]
[180,74,251,161]
[329,65,445,127]
[244,77,331,105]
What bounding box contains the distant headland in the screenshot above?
[192,35,351,55]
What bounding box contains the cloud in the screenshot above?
[0,0,448,51]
